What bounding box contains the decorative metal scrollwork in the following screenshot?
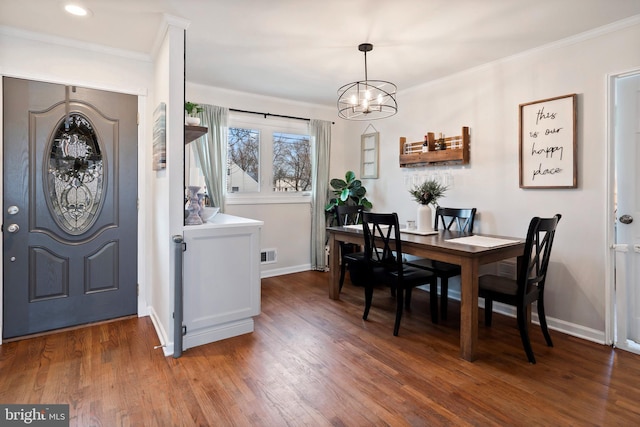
[46,113,105,234]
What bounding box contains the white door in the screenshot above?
[613,71,640,351]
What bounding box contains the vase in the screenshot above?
[197,192,206,220]
[185,116,201,126]
[185,186,203,225]
[416,204,433,231]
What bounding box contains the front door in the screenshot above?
[613,71,640,350]
[2,77,138,339]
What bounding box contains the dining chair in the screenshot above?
[479,214,561,364]
[361,212,438,335]
[335,205,365,291]
[406,207,477,321]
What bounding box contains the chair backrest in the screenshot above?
[518,214,562,301]
[362,212,403,276]
[434,207,477,232]
[335,205,364,226]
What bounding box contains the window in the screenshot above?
[227,127,260,193]
[273,132,311,192]
[227,114,312,199]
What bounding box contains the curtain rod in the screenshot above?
[229,108,334,124]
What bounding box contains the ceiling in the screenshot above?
[1,0,640,106]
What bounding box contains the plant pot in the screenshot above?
[185,116,201,126]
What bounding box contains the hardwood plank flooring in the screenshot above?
[2,270,640,426]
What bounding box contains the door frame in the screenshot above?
[0,74,150,340]
[606,67,640,353]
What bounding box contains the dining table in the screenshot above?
[326,225,526,362]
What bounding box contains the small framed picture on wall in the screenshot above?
[361,132,379,179]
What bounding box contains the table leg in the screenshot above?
[459,258,479,361]
[328,233,340,300]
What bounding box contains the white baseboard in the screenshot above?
[261,264,311,278]
[183,319,254,350]
[420,286,606,344]
[148,306,173,357]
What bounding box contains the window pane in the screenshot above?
[227,127,259,193]
[272,132,311,192]
[47,113,104,235]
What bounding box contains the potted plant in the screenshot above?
[409,179,447,231]
[325,171,372,226]
[185,102,203,126]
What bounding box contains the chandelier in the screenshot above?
[337,43,397,120]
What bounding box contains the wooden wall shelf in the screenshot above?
[185,125,207,144]
[399,126,470,167]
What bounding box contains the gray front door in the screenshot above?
[3,77,138,339]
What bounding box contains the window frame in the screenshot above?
[226,113,312,205]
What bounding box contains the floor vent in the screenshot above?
[261,248,277,264]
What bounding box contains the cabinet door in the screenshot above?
[183,223,261,348]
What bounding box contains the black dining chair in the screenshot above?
[406,207,477,321]
[335,205,366,291]
[479,214,561,364]
[361,212,438,335]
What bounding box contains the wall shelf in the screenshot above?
[185,125,207,144]
[399,126,470,167]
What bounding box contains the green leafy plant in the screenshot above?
[409,179,447,206]
[185,101,203,116]
[325,170,373,212]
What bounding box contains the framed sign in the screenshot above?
[361,132,379,179]
[519,94,577,188]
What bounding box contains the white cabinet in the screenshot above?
[182,213,263,350]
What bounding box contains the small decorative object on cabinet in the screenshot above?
[399,126,470,167]
[185,186,204,225]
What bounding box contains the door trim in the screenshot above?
[606,67,640,352]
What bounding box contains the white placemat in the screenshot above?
[445,235,521,247]
[400,228,439,236]
[342,224,390,230]
[342,224,364,230]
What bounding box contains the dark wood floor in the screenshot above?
[2,271,640,426]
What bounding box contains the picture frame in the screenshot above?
[519,94,577,188]
[361,132,379,179]
[152,102,166,171]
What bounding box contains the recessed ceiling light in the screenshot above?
[64,4,90,17]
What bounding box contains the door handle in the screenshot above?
[6,224,19,233]
[619,214,633,224]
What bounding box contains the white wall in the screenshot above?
[340,18,640,341]
[148,17,189,356]
[186,83,349,276]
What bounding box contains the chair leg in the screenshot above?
[393,288,404,336]
[363,285,374,320]
[339,261,347,292]
[405,287,412,310]
[430,278,439,324]
[537,297,554,347]
[484,298,493,326]
[440,277,449,320]
[517,305,536,364]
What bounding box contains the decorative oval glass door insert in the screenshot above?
[46,113,105,235]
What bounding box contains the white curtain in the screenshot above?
[310,119,332,271]
[193,104,228,209]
